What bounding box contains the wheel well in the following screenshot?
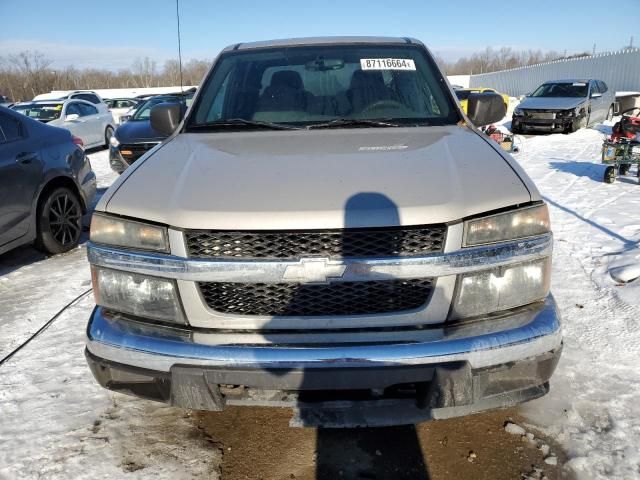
[37,176,86,215]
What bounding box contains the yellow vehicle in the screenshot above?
[455,88,510,114]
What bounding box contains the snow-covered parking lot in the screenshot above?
[1,123,639,479]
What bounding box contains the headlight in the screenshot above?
[109,135,120,147]
[513,108,523,116]
[449,257,551,320]
[464,204,550,247]
[90,214,168,252]
[92,266,185,324]
[557,109,576,118]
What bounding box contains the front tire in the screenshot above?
[34,187,83,254]
[604,166,617,184]
[606,105,614,121]
[104,126,114,147]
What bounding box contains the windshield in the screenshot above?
[12,103,62,122]
[132,96,181,120]
[188,44,458,129]
[531,82,589,98]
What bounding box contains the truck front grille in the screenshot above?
[185,225,447,259]
[524,110,557,120]
[198,279,435,316]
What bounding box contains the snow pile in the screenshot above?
[504,422,557,467]
[509,126,640,479]
[505,422,526,436]
[0,297,221,479]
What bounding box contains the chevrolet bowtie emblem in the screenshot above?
[282,258,347,284]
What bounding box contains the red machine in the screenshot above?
[601,107,640,183]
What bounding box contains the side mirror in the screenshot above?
[466,92,506,126]
[150,102,184,136]
[591,92,602,99]
[65,113,80,121]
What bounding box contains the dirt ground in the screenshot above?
[196,406,574,480]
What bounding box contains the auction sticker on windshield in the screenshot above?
[360,58,416,70]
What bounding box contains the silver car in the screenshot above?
[85,37,561,425]
[12,99,115,149]
[512,79,615,134]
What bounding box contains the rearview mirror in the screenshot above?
[466,92,506,126]
[591,92,602,99]
[150,102,184,136]
[65,113,80,121]
[305,58,345,71]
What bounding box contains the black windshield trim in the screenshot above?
[186,118,303,132]
[185,43,461,132]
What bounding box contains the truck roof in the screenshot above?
[222,36,423,52]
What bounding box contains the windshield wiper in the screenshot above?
[187,118,301,131]
[307,118,401,129]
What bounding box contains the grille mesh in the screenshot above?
[198,279,435,316]
[185,226,446,259]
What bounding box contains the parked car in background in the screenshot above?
[85,37,561,425]
[512,79,615,134]
[109,93,194,173]
[12,99,116,149]
[456,87,509,114]
[33,90,110,114]
[0,95,13,108]
[104,98,140,124]
[0,106,96,255]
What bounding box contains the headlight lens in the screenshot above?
[92,266,185,324]
[557,109,575,118]
[513,108,523,116]
[109,135,119,147]
[90,214,168,252]
[449,257,551,320]
[464,204,550,246]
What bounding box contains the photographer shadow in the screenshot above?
[266,192,431,479]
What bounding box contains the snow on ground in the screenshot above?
[0,150,116,359]
[0,296,221,479]
[511,123,640,479]
[0,127,639,479]
[0,150,221,479]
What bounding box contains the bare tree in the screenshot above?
[3,46,587,102]
[131,57,157,87]
[8,51,53,98]
[437,48,568,75]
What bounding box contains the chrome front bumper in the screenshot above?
[86,298,562,422]
[86,295,561,373]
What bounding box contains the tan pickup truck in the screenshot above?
[85,36,561,426]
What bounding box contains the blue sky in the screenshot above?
[1,0,638,70]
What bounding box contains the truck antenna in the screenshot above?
[176,0,184,93]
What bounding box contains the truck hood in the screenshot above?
[103,126,532,229]
[518,96,587,111]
